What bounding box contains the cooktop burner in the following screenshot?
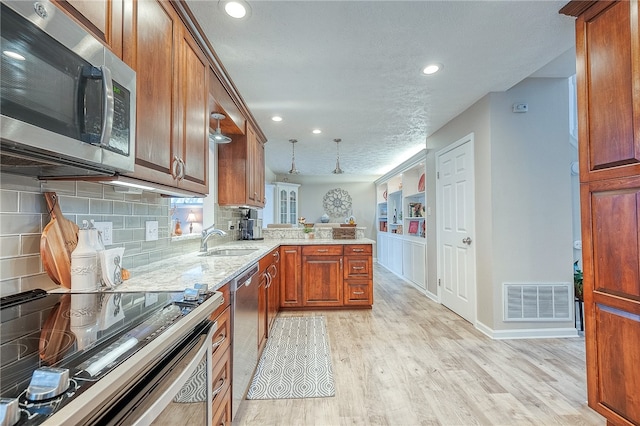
[0,287,217,425]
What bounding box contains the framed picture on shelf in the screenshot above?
[408,220,419,234]
[408,203,423,217]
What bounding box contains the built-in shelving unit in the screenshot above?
[374,150,427,291]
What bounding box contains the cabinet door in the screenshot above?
[280,247,302,307]
[267,258,279,332]
[302,255,343,307]
[175,26,208,193]
[54,0,123,57]
[577,0,640,180]
[562,1,640,425]
[123,0,178,186]
[258,270,267,354]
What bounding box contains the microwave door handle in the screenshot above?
[99,65,114,146]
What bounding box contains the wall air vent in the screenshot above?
[504,283,572,321]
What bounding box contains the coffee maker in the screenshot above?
[239,208,262,240]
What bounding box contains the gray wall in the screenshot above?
[426,77,574,333]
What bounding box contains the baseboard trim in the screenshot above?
[475,321,579,339]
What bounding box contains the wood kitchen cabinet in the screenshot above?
[302,245,343,307]
[280,246,302,308]
[53,0,124,57]
[218,122,266,207]
[560,2,640,425]
[266,249,280,333]
[123,0,209,195]
[280,244,374,309]
[209,282,232,423]
[343,245,373,306]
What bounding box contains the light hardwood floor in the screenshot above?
[234,264,605,425]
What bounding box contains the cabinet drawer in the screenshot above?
[344,244,372,255]
[211,306,231,366]
[301,245,343,256]
[211,347,231,412]
[344,281,373,306]
[211,386,231,426]
[344,257,372,278]
[210,282,231,320]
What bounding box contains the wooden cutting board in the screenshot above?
[40,192,79,288]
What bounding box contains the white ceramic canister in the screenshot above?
[89,227,105,287]
[71,229,99,291]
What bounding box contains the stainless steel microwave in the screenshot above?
[0,0,136,177]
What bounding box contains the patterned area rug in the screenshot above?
[247,316,335,400]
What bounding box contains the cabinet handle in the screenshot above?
[178,158,186,180]
[340,258,343,269]
[212,333,226,349]
[353,266,365,270]
[353,291,365,295]
[264,271,271,289]
[352,248,364,252]
[171,156,180,179]
[273,251,280,262]
[317,249,329,253]
[285,250,297,254]
[212,377,226,397]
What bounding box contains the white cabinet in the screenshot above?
[374,150,427,289]
[274,182,299,226]
[402,239,426,290]
[388,234,403,277]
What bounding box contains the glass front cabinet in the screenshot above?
[274,182,300,226]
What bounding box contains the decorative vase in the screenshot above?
[174,220,182,236]
[321,214,330,223]
[71,229,98,291]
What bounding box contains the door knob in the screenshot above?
[462,237,472,245]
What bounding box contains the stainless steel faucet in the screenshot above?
[200,224,228,252]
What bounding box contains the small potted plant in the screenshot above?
[574,260,583,301]
[303,223,315,239]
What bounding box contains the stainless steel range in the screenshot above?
[0,286,223,425]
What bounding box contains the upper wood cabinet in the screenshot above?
[53,0,124,57]
[570,0,640,181]
[218,122,266,207]
[122,0,208,195]
[561,2,640,425]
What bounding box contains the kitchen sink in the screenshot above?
[199,248,259,257]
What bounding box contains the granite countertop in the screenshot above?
[115,238,375,293]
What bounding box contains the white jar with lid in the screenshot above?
[71,229,98,291]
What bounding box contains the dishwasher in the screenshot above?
[231,262,259,420]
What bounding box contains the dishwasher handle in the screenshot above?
[233,263,259,291]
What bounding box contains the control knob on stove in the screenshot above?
[183,287,199,302]
[0,397,20,426]
[194,283,208,296]
[26,367,70,401]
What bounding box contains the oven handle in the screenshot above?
[130,320,217,426]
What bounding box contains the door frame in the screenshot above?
[435,133,477,324]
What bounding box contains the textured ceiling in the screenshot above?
[187,0,576,178]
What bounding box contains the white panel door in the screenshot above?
[437,135,476,323]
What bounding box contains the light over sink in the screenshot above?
[199,248,259,257]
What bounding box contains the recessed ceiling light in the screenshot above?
[3,50,25,61]
[312,129,322,134]
[422,63,442,75]
[272,116,283,122]
[222,1,250,19]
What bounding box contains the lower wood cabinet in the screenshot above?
[280,246,302,308]
[280,244,373,309]
[302,245,343,307]
[210,283,231,423]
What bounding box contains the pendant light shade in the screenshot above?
[288,139,300,174]
[332,138,344,174]
[210,113,232,144]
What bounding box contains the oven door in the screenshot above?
[96,320,216,426]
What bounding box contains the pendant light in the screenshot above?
[210,113,232,144]
[332,138,344,174]
[288,139,300,174]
